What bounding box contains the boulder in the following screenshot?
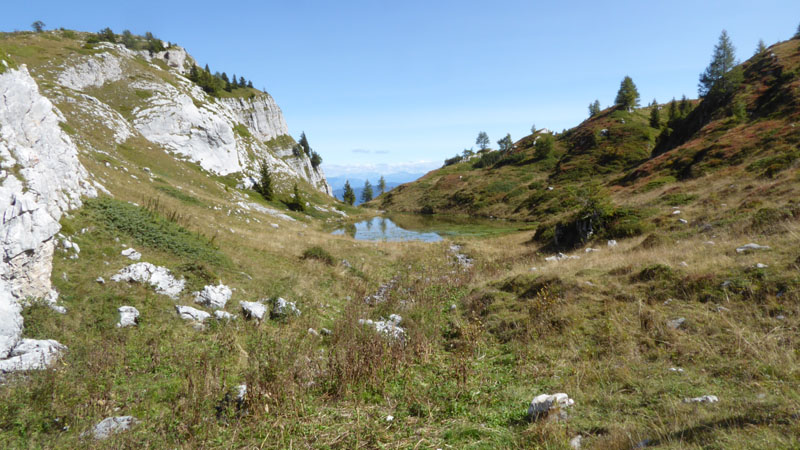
[120,248,141,261]
[0,339,66,372]
[111,263,185,299]
[193,283,232,309]
[359,315,405,341]
[116,306,139,328]
[240,301,267,320]
[683,395,718,403]
[85,416,139,440]
[528,393,575,421]
[175,305,210,322]
[736,243,770,253]
[270,297,301,319]
[213,310,236,320]
[667,318,686,330]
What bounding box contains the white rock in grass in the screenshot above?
[175,305,210,322]
[116,306,139,328]
[236,384,247,401]
[240,301,267,320]
[85,416,139,440]
[607,240,617,247]
[736,243,770,253]
[111,263,185,299]
[120,248,141,261]
[0,288,23,359]
[0,339,66,372]
[359,317,406,341]
[193,283,232,309]
[755,263,768,269]
[683,395,718,404]
[270,297,301,319]
[528,393,575,420]
[570,435,583,449]
[672,210,681,215]
[667,317,686,329]
[213,310,236,320]
[678,218,688,224]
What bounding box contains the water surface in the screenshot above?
[331,214,526,242]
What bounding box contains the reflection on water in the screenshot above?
[332,217,443,242]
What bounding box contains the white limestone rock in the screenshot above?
[270,297,301,319]
[175,305,210,322]
[0,339,66,372]
[240,301,267,320]
[193,283,232,309]
[116,306,140,328]
[683,395,719,404]
[120,247,141,261]
[607,240,618,247]
[359,315,406,341]
[85,416,139,440]
[528,393,575,420]
[57,52,123,91]
[213,310,236,320]
[111,263,185,299]
[736,243,770,253]
[667,317,686,330]
[0,284,22,359]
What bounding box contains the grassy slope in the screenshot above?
[0,31,798,449]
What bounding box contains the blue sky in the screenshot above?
[3,1,800,177]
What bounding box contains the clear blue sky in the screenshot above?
[3,1,799,177]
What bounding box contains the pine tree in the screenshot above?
[646,99,660,128]
[755,39,767,55]
[231,73,238,88]
[378,176,386,194]
[204,64,210,73]
[615,76,640,110]
[668,98,678,122]
[588,100,601,117]
[310,151,322,168]
[239,76,246,88]
[476,132,490,150]
[497,134,513,153]
[298,132,311,156]
[679,95,690,116]
[290,184,305,212]
[247,80,254,88]
[698,30,737,97]
[343,181,355,205]
[361,180,373,203]
[254,163,273,201]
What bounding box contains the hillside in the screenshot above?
[373,37,800,249]
[0,28,799,449]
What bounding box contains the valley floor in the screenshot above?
[1,194,798,449]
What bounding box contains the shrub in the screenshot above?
[301,246,334,265]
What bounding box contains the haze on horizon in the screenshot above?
[3,0,800,177]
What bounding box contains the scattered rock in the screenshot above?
[236,384,247,402]
[736,243,770,253]
[111,263,185,299]
[386,415,394,422]
[95,277,105,284]
[669,367,685,373]
[570,435,583,449]
[120,247,141,261]
[545,252,580,262]
[584,248,599,253]
[450,303,457,311]
[679,261,689,267]
[528,393,574,421]
[213,310,236,320]
[607,240,617,247]
[364,278,398,305]
[240,301,267,320]
[116,306,139,328]
[0,338,66,372]
[359,314,405,341]
[270,297,301,319]
[85,416,139,440]
[683,395,718,404]
[716,305,730,312]
[308,328,319,336]
[754,263,768,269]
[270,223,279,229]
[672,210,681,215]
[320,328,333,336]
[667,318,686,329]
[193,283,232,309]
[704,241,715,245]
[175,305,210,322]
[678,218,688,224]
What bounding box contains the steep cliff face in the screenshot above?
[45,41,331,195]
[0,65,97,369]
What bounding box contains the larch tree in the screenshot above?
[698,30,737,98]
[614,76,640,111]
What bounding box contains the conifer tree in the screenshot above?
[298,132,311,156]
[231,73,237,88]
[649,99,661,128]
[361,180,374,203]
[795,23,800,39]
[476,132,490,150]
[668,98,678,122]
[343,181,355,205]
[288,183,305,211]
[755,39,767,55]
[679,95,690,116]
[588,100,601,117]
[497,134,513,153]
[31,21,45,33]
[698,30,737,97]
[378,176,386,194]
[239,76,246,87]
[254,163,273,201]
[614,76,640,110]
[247,80,254,88]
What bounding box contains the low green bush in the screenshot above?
[301,246,334,265]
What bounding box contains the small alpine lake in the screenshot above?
[330,214,530,242]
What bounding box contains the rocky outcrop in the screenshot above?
[85,416,139,440]
[57,52,123,91]
[219,95,288,142]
